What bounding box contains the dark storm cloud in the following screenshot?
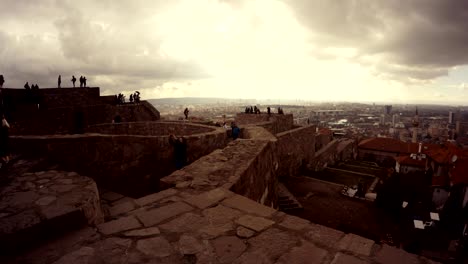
[0,0,208,90]
[286,0,468,80]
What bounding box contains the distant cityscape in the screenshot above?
[151,97,468,147]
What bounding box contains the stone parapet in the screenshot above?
[0,170,103,254]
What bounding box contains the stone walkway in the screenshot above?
[7,185,438,264]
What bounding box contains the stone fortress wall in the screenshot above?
[2,87,160,135]
[2,92,432,263]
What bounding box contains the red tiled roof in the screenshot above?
[394,155,426,167]
[425,143,468,164]
[358,138,440,155]
[449,158,468,185]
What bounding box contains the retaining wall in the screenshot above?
[276,125,316,178]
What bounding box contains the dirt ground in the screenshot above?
[283,176,400,244]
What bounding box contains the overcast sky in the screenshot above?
[1,0,468,104]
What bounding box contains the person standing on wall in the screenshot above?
[0,114,10,168]
[184,108,189,120]
[71,75,76,88]
[231,122,240,140]
[0,75,4,88]
[169,134,187,169]
[58,75,61,88]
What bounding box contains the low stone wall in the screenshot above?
[235,113,294,134]
[10,102,160,135]
[161,139,279,208]
[309,140,340,171]
[87,122,214,136]
[276,125,316,178]
[10,128,228,198]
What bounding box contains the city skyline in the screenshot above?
[1,0,468,104]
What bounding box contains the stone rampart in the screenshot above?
[1,87,102,110]
[87,121,214,136]
[161,139,279,208]
[10,126,228,198]
[10,102,160,135]
[276,125,316,178]
[236,113,294,134]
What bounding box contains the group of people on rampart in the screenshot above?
[116,91,141,104]
[63,75,87,88]
[245,106,284,115]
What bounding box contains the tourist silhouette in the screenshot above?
[71,76,76,87]
[184,108,189,119]
[24,82,30,90]
[79,76,83,87]
[83,76,87,87]
[0,75,4,88]
[58,75,61,88]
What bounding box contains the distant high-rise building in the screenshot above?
[392,114,400,127]
[449,111,455,124]
[384,105,392,115]
[412,107,419,143]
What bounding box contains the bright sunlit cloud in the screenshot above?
[1,0,468,104]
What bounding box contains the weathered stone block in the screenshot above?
[202,204,242,225]
[337,234,374,256]
[134,188,178,207]
[235,215,274,232]
[136,237,174,258]
[35,196,57,206]
[222,195,276,217]
[331,253,369,264]
[248,228,299,260]
[97,215,141,235]
[109,201,136,217]
[278,215,310,231]
[276,241,328,264]
[304,224,344,248]
[233,250,273,264]
[212,236,247,264]
[185,188,233,209]
[136,202,193,227]
[179,235,203,255]
[159,212,209,233]
[236,226,255,238]
[123,227,160,237]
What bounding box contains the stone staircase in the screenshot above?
[278,183,303,211]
